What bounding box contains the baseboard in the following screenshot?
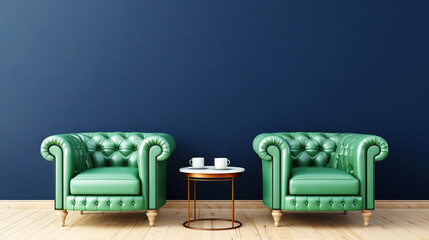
[374,200,429,209]
[1,200,428,209]
[163,200,264,209]
[0,200,54,209]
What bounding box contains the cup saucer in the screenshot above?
[189,166,206,169]
[214,167,229,170]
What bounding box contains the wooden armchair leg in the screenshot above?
[56,210,68,226]
[361,210,373,227]
[146,210,158,227]
[272,210,283,227]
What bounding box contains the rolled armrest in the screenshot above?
[40,134,90,209]
[355,135,388,162]
[139,134,175,161]
[137,133,175,210]
[253,133,292,210]
[253,133,290,161]
[41,134,77,162]
[332,134,389,171]
[332,134,388,209]
[41,134,90,170]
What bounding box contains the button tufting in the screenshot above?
[83,201,86,205]
[119,202,123,206]
[95,202,98,205]
[97,147,101,151]
[301,147,305,151]
[293,202,296,205]
[329,202,333,206]
[305,202,308,206]
[132,202,135,205]
[107,202,111,205]
[133,147,137,151]
[341,202,345,206]
[317,202,320,206]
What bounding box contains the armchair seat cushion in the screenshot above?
[70,167,140,195]
[289,167,359,195]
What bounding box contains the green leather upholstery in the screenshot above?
[41,132,175,212]
[253,132,388,211]
[70,167,141,195]
[290,167,359,195]
[66,196,145,211]
[285,196,363,211]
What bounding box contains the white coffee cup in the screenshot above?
[214,158,230,169]
[189,157,205,168]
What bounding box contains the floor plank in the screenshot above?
[3,210,57,240]
[0,209,52,239]
[142,209,178,240]
[0,209,40,230]
[0,208,428,240]
[120,212,150,240]
[162,208,204,240]
[0,209,26,222]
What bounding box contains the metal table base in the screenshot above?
[182,173,242,231]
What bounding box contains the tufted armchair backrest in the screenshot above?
[274,132,342,167]
[76,132,151,168]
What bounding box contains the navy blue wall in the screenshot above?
[0,0,428,200]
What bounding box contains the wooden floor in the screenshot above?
[0,208,428,240]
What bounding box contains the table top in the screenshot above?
[179,166,245,174]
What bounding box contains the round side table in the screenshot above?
[179,166,245,231]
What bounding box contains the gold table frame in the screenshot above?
[182,172,243,231]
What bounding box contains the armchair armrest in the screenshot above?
[253,133,292,209]
[141,133,176,160]
[331,134,389,209]
[40,134,90,209]
[137,133,175,209]
[253,133,289,161]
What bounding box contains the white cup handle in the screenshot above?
[227,159,230,166]
[189,159,193,166]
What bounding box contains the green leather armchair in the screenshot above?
[253,132,388,227]
[41,132,175,227]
